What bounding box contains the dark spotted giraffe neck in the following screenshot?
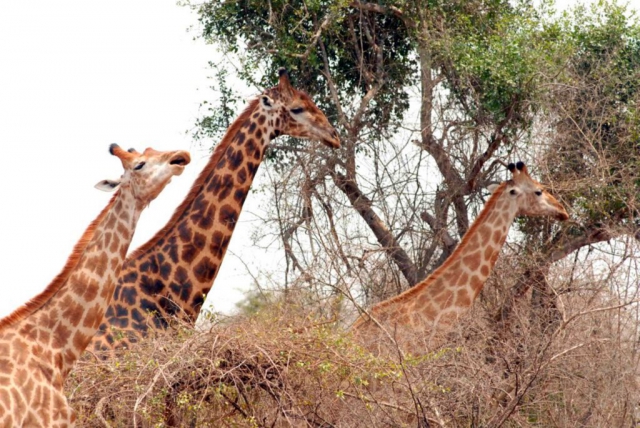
[92,68,340,353]
[92,99,274,351]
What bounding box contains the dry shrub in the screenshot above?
[67,286,639,427]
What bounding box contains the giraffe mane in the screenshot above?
[0,192,120,329]
[369,182,508,311]
[126,97,261,261]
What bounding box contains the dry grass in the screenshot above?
[67,291,640,427]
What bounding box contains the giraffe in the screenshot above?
[0,144,190,427]
[352,162,569,354]
[90,68,340,352]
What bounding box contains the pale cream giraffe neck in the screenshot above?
[352,184,515,347]
[0,145,189,427]
[0,190,139,427]
[352,163,569,354]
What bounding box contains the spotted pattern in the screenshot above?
[352,172,569,355]
[0,145,187,426]
[91,77,340,354]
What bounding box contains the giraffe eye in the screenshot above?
[290,107,304,114]
[535,190,542,196]
[134,162,146,171]
[510,189,517,195]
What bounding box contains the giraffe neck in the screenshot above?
[95,99,276,349]
[361,183,517,332]
[0,188,140,375]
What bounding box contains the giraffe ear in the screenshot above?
[261,95,275,110]
[94,179,121,192]
[487,183,500,194]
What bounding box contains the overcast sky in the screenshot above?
[0,0,260,318]
[0,0,620,320]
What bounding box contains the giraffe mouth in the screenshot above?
[170,157,188,166]
[169,152,191,167]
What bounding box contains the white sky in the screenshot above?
[0,0,630,320]
[0,0,258,318]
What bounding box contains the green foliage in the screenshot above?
[192,0,415,141]
[192,63,240,145]
[545,1,640,228]
[234,289,272,316]
[439,0,566,126]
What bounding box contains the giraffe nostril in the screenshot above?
[170,157,187,166]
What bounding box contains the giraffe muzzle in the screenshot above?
[168,150,191,167]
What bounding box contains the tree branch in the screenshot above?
[332,169,419,286]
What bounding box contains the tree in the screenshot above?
[188,0,567,306]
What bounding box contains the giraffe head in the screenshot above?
[491,161,569,221]
[95,144,191,205]
[260,68,340,148]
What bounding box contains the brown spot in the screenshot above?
[14,369,29,389]
[237,167,247,184]
[83,303,102,329]
[100,279,115,299]
[0,359,13,374]
[218,174,235,200]
[95,253,109,276]
[53,324,72,348]
[72,331,90,351]
[428,279,445,296]
[218,205,238,230]
[478,225,491,242]
[210,231,230,259]
[480,265,490,276]
[484,246,494,261]
[456,290,472,307]
[194,257,218,284]
[105,213,117,229]
[245,138,257,158]
[116,221,131,241]
[456,272,469,287]
[434,290,454,307]
[178,221,192,243]
[444,269,461,283]
[38,329,50,344]
[236,131,246,145]
[470,275,483,292]
[462,251,481,271]
[424,304,438,320]
[258,115,266,125]
[109,236,119,254]
[493,230,503,244]
[60,296,84,326]
[227,148,244,171]
[0,376,10,387]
